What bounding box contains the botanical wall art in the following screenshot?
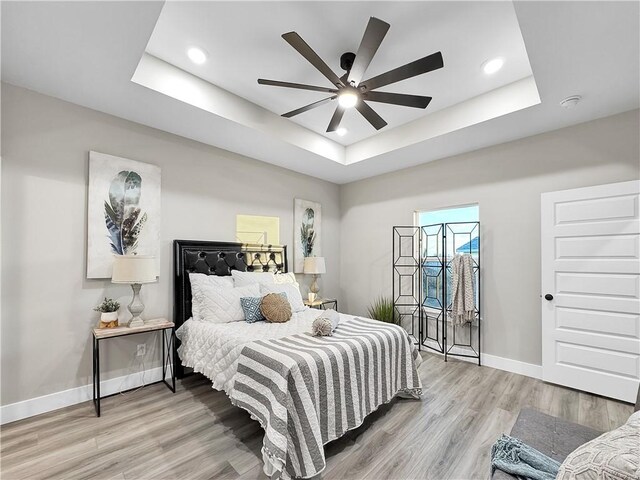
[87,151,161,279]
[293,199,322,273]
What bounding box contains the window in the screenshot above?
[416,204,479,309]
[417,204,479,227]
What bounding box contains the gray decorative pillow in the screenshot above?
[556,410,640,480]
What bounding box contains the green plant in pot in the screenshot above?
[94,297,120,328]
[367,297,399,324]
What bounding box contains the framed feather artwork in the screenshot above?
[293,199,322,273]
[87,151,161,279]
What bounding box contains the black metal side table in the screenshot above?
[304,298,338,311]
[92,319,175,417]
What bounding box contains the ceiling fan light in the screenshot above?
[336,128,347,136]
[338,91,359,109]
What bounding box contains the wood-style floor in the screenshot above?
[1,352,633,480]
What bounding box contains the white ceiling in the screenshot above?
[1,1,638,184]
[145,1,533,145]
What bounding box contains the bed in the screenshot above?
[173,240,422,479]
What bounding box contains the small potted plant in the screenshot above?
[367,297,399,324]
[94,297,120,328]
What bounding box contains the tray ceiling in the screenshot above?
[2,1,638,183]
[145,1,534,146]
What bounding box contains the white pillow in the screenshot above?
[198,283,261,324]
[231,270,276,287]
[189,273,234,321]
[274,272,299,288]
[261,283,306,313]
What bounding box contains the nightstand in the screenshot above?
[304,298,338,311]
[92,319,175,417]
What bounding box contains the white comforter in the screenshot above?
[176,308,358,394]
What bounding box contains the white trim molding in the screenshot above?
[480,353,542,379]
[2,353,543,425]
[0,367,164,425]
[418,349,543,380]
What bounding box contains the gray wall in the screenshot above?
[0,83,341,405]
[339,109,640,366]
[2,81,639,407]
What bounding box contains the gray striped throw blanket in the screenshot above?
[229,317,422,479]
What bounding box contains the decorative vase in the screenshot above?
[99,311,119,329]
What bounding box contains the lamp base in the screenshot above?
[128,317,145,328]
[126,283,146,328]
[310,275,320,299]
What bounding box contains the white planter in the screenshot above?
[100,311,118,322]
[99,311,119,328]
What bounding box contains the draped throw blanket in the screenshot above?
[450,253,476,325]
[491,434,561,480]
[229,317,422,479]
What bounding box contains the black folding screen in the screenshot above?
[393,222,481,364]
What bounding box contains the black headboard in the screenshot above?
[173,240,288,378]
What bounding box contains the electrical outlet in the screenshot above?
[136,344,146,357]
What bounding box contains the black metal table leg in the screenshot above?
[92,336,96,414]
[162,327,176,393]
[94,336,101,417]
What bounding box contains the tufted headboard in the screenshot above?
[173,240,288,378]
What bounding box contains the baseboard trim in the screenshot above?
[2,352,543,425]
[0,367,164,425]
[420,347,542,379]
[480,353,542,379]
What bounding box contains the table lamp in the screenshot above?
[111,255,157,327]
[303,256,326,302]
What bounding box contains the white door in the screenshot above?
[541,180,640,403]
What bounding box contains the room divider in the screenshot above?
[392,222,481,364]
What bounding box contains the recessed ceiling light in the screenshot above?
[338,90,359,109]
[482,57,504,75]
[336,128,347,136]
[187,47,208,65]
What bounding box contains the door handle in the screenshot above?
[544,294,554,301]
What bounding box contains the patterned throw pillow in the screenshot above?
[556,410,640,480]
[241,293,288,323]
[240,296,264,323]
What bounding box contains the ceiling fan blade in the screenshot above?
[361,51,444,91]
[258,79,338,94]
[326,106,346,132]
[282,96,336,118]
[365,91,432,109]
[282,32,344,88]
[348,17,390,86]
[356,101,387,130]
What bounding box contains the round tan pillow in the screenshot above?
[260,293,292,323]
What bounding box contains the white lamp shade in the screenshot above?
[303,256,326,275]
[111,255,157,284]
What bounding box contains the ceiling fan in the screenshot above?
[257,17,444,133]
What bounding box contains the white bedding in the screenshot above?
[176,308,358,394]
